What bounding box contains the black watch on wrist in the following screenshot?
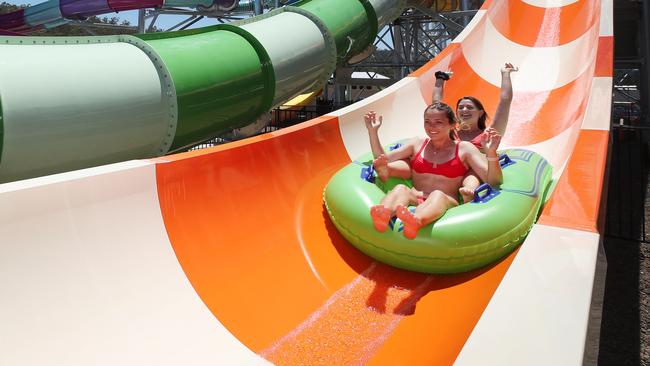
[435,71,450,81]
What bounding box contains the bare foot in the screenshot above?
[395,205,422,240]
[459,187,474,204]
[373,154,389,182]
[370,205,392,232]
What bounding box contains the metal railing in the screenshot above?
[260,103,351,133]
[187,103,349,151]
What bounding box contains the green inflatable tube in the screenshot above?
[324,148,553,274]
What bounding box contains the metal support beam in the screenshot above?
[460,0,471,26]
[138,9,146,33]
[432,13,464,33]
[165,15,199,32]
[393,22,408,79]
[146,13,159,33]
[179,15,204,30]
[331,6,470,95]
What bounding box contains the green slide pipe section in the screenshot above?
[296,0,378,66]
[236,7,336,107]
[0,0,405,182]
[0,36,177,182]
[137,24,275,151]
[370,0,408,29]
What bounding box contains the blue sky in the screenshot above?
[3,1,221,30]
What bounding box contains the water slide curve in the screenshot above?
[0,0,612,365]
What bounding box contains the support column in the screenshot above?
[138,9,146,34]
[461,0,471,26]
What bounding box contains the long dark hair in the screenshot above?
[424,102,458,140]
[456,96,488,130]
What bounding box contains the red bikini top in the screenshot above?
[469,133,483,149]
[411,139,468,178]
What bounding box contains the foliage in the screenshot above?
[0,1,20,13]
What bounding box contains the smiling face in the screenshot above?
[456,98,485,127]
[423,109,455,141]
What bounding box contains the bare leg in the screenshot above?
[380,184,418,211]
[370,185,418,232]
[459,171,481,203]
[396,190,458,239]
[373,156,410,182]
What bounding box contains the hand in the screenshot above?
[364,111,383,132]
[435,70,453,80]
[481,127,502,154]
[501,62,519,74]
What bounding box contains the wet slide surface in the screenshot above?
[155,118,518,364]
[0,0,613,365]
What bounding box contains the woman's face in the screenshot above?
[457,99,484,124]
[423,109,453,140]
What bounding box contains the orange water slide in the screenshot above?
[0,0,613,365]
[154,116,518,365]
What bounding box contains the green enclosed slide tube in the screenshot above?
[0,0,406,183]
[136,24,276,151]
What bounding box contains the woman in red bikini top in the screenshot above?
[365,103,504,240]
[369,63,518,204]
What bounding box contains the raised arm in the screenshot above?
[490,63,518,135]
[432,71,452,103]
[364,111,387,158]
[462,128,503,187]
[364,111,415,161]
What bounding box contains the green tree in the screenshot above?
[0,2,21,13]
